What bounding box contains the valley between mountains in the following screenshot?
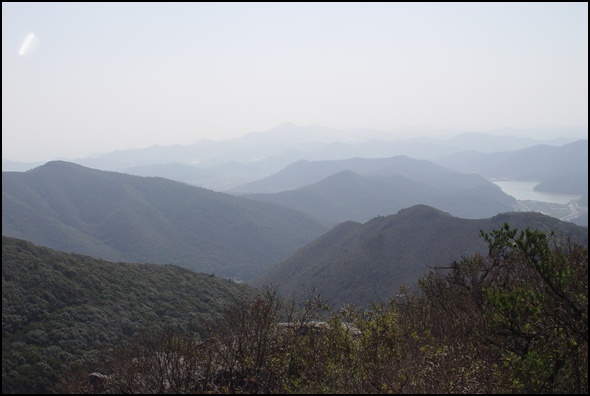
[2,132,588,394]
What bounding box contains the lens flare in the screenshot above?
[18,32,38,56]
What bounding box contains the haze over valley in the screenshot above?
[5,123,587,226]
[3,122,588,280]
[2,3,588,394]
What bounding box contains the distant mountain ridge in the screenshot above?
[233,155,486,193]
[435,139,588,195]
[237,156,517,225]
[251,205,588,308]
[4,124,583,191]
[2,161,327,280]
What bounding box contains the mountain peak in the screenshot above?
[395,204,452,218]
[28,160,90,174]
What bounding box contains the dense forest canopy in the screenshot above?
[1,237,259,394]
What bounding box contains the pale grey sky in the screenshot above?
[2,2,588,162]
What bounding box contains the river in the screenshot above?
[492,181,582,204]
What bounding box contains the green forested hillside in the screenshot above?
[2,161,327,280]
[252,205,588,307]
[1,236,259,394]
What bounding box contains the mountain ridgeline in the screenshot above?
[237,156,517,225]
[2,161,327,281]
[4,125,584,192]
[251,205,588,308]
[435,139,588,195]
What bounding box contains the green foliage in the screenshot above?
[480,225,588,393]
[2,236,259,394]
[420,224,588,393]
[5,223,588,394]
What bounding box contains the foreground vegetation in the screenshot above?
[62,225,588,393]
[1,237,259,394]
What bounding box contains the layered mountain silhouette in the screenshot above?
[251,205,588,308]
[435,140,588,196]
[5,124,582,192]
[2,161,327,280]
[233,155,475,194]
[237,156,517,225]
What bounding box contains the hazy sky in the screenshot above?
[2,2,588,162]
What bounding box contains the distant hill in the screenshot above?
[232,155,507,194]
[238,156,517,225]
[251,205,588,308]
[1,236,259,394]
[435,140,588,196]
[2,161,327,280]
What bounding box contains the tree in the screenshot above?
[419,224,588,393]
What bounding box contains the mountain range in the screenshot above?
[237,156,517,225]
[3,124,584,192]
[2,161,327,281]
[3,130,589,392]
[435,139,588,195]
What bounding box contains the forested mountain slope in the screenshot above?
[252,205,588,307]
[2,161,327,280]
[2,236,259,394]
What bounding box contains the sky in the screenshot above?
[2,2,588,162]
